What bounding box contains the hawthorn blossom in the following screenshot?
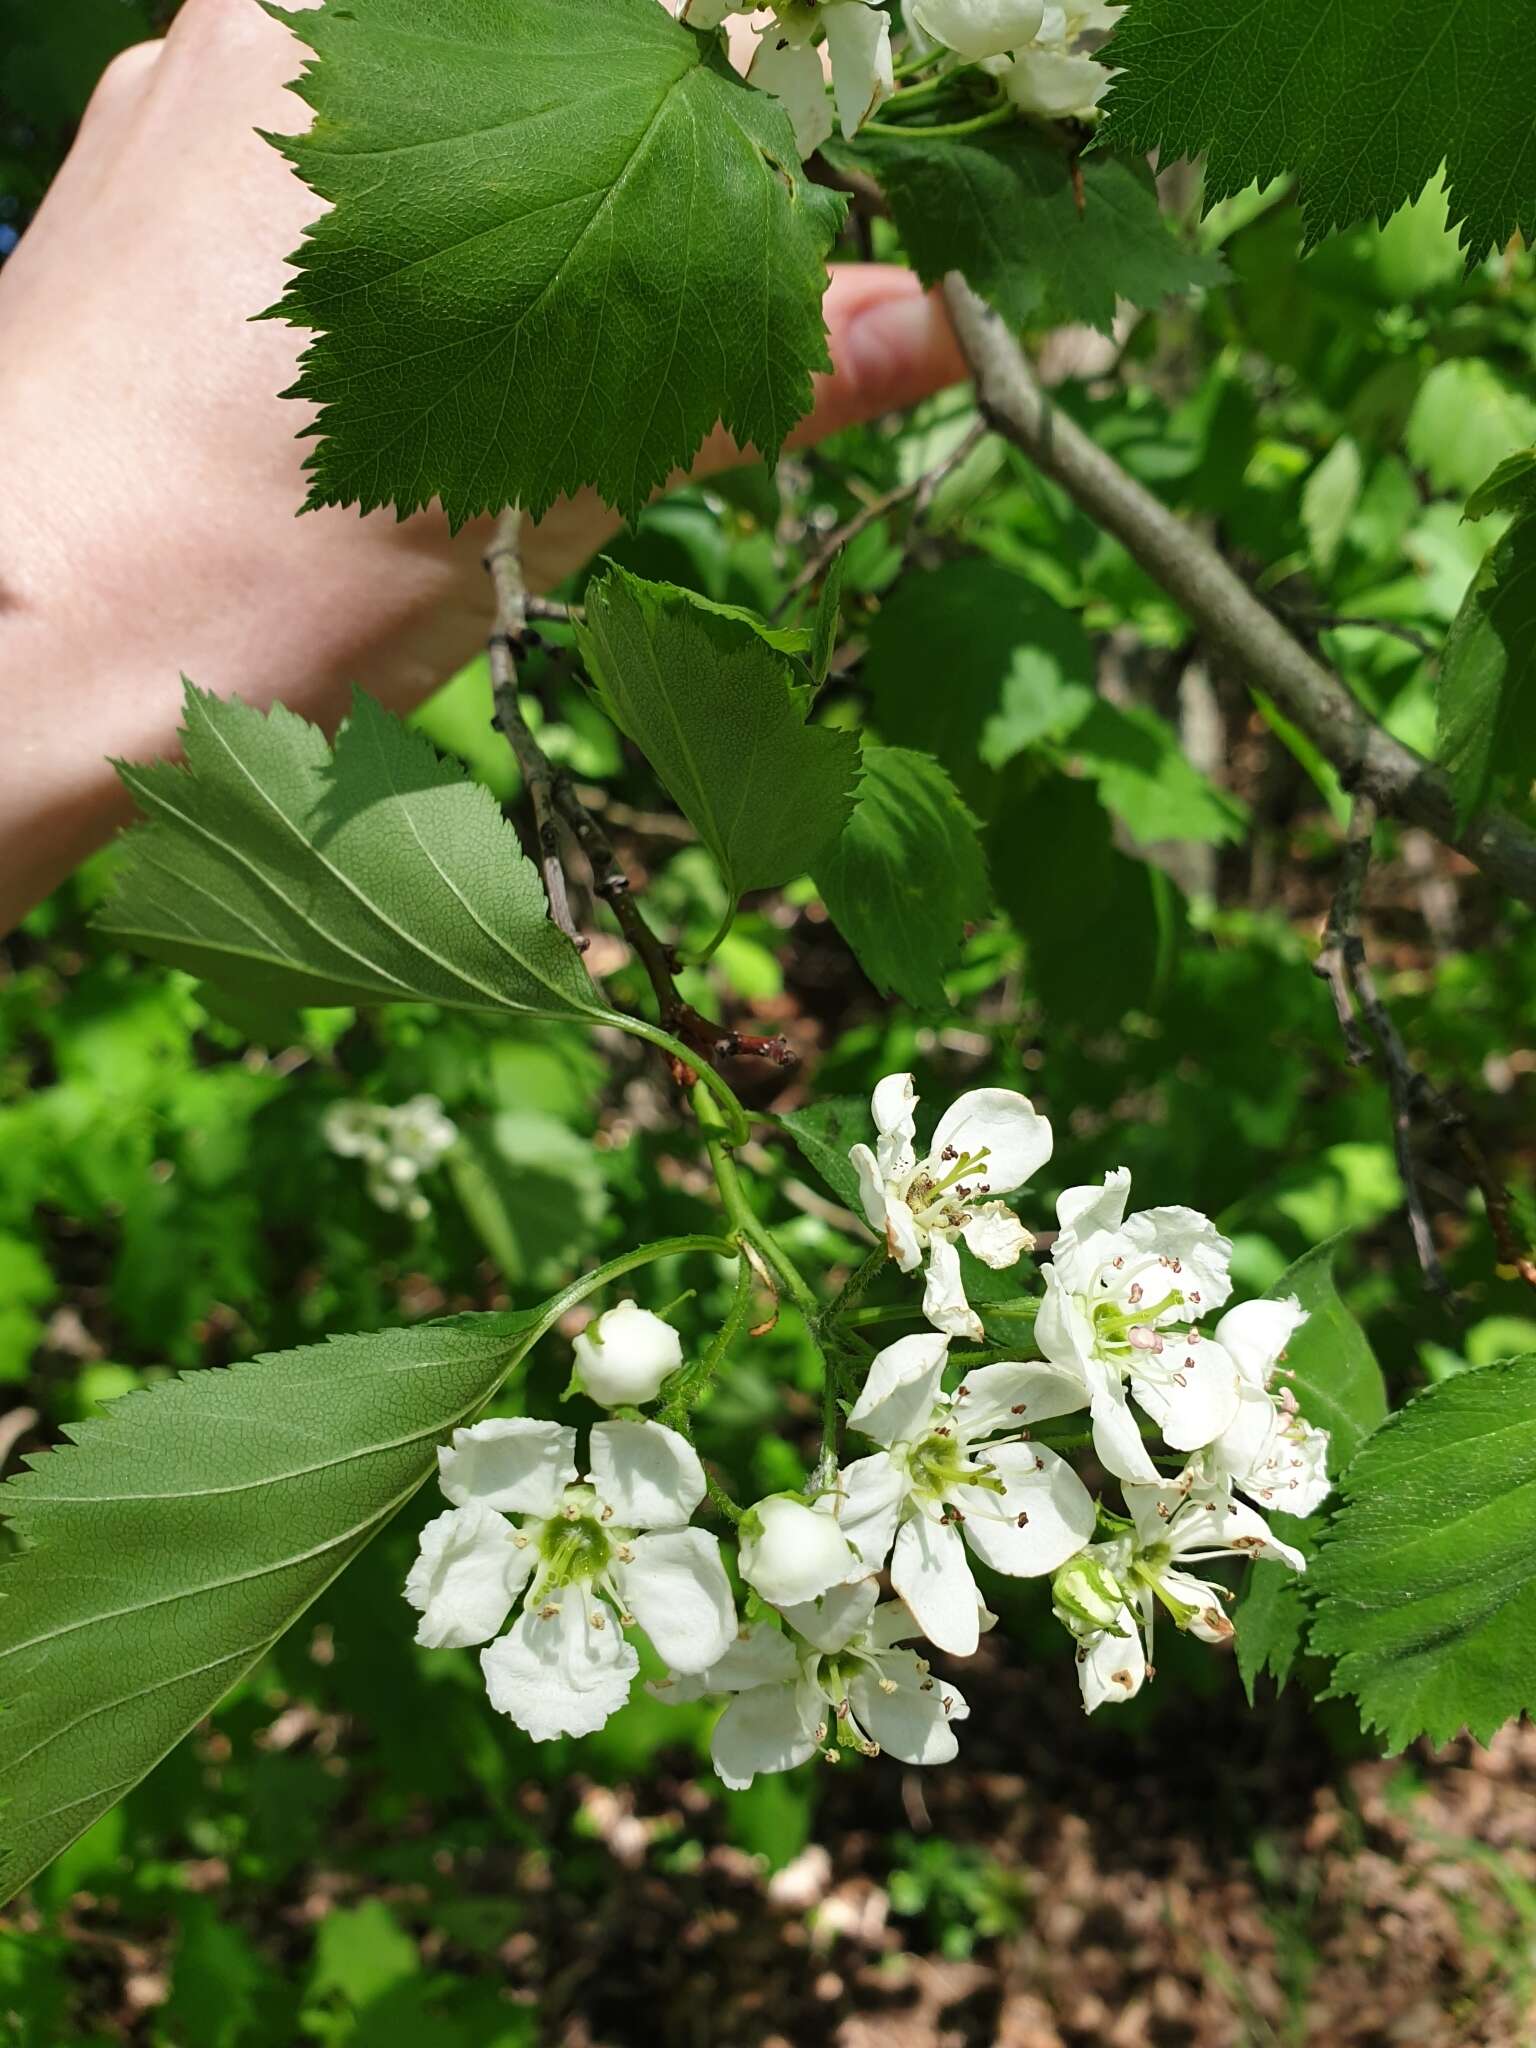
[987,1,1122,117]
[1206,1297,1332,1516]
[908,0,1046,60]
[323,1093,458,1222]
[1035,1169,1242,1484]
[837,1331,1096,1655]
[1055,1471,1306,1712]
[405,1418,734,1741]
[737,1492,864,1607]
[849,1072,1052,1341]
[654,1579,971,1786]
[571,1300,684,1408]
[682,1,894,157]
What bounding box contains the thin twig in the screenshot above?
[774,418,988,622]
[940,274,1536,909]
[1275,603,1437,660]
[485,510,587,951]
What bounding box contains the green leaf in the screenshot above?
[95,684,610,1025]
[813,746,991,1013]
[268,0,843,526]
[809,551,847,691]
[1235,1237,1388,1701]
[446,1111,609,1292]
[1465,448,1536,523]
[1405,361,1536,499]
[1099,0,1536,264]
[576,566,859,944]
[1437,513,1536,825]
[0,1310,547,1904]
[1301,438,1363,578]
[775,1098,869,1217]
[830,130,1222,334]
[1059,702,1250,848]
[1310,1356,1536,1749]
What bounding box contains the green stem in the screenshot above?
[817,1243,890,1336]
[662,1255,755,1425]
[533,1235,737,1339]
[622,1017,751,1147]
[884,74,962,113]
[863,104,1015,140]
[695,1085,821,1320]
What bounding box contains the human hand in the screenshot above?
[0,0,963,928]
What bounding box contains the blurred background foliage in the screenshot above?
[5,15,1536,2046]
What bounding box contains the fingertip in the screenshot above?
[793,267,968,446]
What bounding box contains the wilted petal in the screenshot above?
[823,0,894,139]
[1160,1567,1235,1643]
[847,1330,950,1447]
[1131,1337,1242,1453]
[780,1576,882,1653]
[960,1201,1032,1270]
[749,28,833,159]
[711,1677,824,1789]
[405,1503,528,1650]
[850,1650,967,1765]
[1077,1621,1147,1712]
[956,1442,1096,1577]
[886,1196,924,1273]
[955,1359,1088,1438]
[481,1597,638,1741]
[438,1418,577,1516]
[589,1419,705,1530]
[910,0,1046,59]
[922,1232,982,1341]
[928,1088,1052,1196]
[617,1528,736,1674]
[837,1452,907,1570]
[892,1511,983,1655]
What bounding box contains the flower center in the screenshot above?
[904,1146,993,1232]
[536,1494,614,1587]
[903,1428,1002,1504]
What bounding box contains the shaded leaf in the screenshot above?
[776,1099,870,1217]
[1437,513,1536,824]
[1060,702,1249,847]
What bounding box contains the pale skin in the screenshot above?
[0,0,965,932]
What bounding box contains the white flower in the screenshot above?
[750,3,894,157]
[990,0,1122,118]
[654,1580,971,1787]
[1057,1470,1306,1713]
[909,0,1046,61]
[849,1073,1052,1341]
[1206,1297,1332,1516]
[323,1094,458,1222]
[837,1331,1096,1655]
[1035,1169,1242,1485]
[738,1493,864,1607]
[404,1417,735,1742]
[572,1301,684,1408]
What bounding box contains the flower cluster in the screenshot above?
[679,0,1122,156]
[322,1093,458,1221]
[403,1073,1331,1784]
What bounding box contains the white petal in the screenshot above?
[1077,1622,1147,1712]
[954,1359,1088,1439]
[652,1621,799,1704]
[710,1677,823,1789]
[1275,1420,1331,1517]
[404,1503,528,1650]
[617,1528,736,1674]
[1217,1497,1308,1572]
[837,1452,908,1570]
[779,1576,881,1653]
[748,28,833,157]
[1210,1379,1282,1483]
[1123,1477,1194,1548]
[891,1511,983,1656]
[866,1598,931,1651]
[1055,1168,1132,1246]
[438,1418,577,1516]
[849,1142,889,1232]
[588,1419,705,1530]
[1035,1266,1097,1371]
[823,0,894,140]
[1121,1204,1233,1316]
[1160,1567,1235,1644]
[480,1598,638,1741]
[870,1071,919,1179]
[922,1232,982,1341]
[955,1443,1097,1578]
[572,1302,684,1408]
[738,1495,861,1607]
[886,1196,925,1273]
[1090,1385,1161,1484]
[1214,1296,1308,1389]
[910,0,1046,60]
[851,1652,966,1765]
[847,1330,950,1447]
[1000,44,1112,118]
[1131,1336,1242,1453]
[928,1088,1052,1196]
[959,1202,1032,1270]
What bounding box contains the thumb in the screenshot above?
[789,264,968,448]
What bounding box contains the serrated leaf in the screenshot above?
[776,1099,869,1217]
[1099,0,1536,264]
[95,685,609,1025]
[1465,448,1536,523]
[1235,1237,1388,1701]
[1310,1357,1536,1749]
[268,0,843,526]
[576,566,858,945]
[0,1310,548,1904]
[830,129,1222,334]
[1437,514,1536,825]
[812,745,991,1012]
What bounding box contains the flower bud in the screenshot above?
[572,1301,684,1408]
[738,1495,860,1608]
[1051,1548,1127,1640]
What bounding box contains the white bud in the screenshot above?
[1052,1548,1127,1639]
[738,1495,860,1608]
[909,0,1046,62]
[572,1301,684,1408]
